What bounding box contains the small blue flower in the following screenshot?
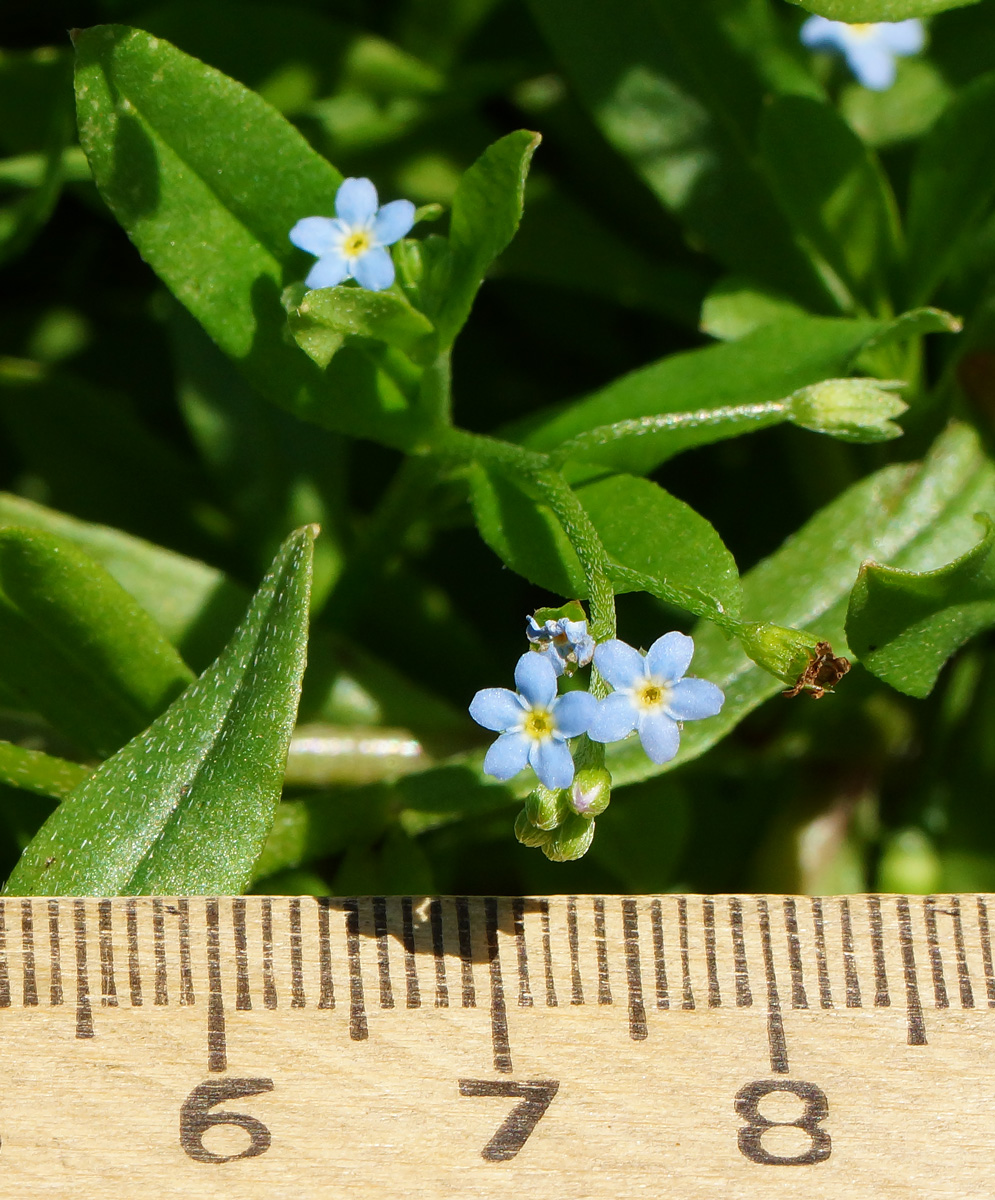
[588,632,724,765]
[800,17,924,91]
[526,615,596,677]
[470,652,598,790]
[289,177,415,292]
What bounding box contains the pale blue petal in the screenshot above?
[525,615,549,643]
[305,252,350,289]
[289,216,338,256]
[665,678,725,721]
[877,19,924,54]
[800,15,842,49]
[352,246,395,291]
[336,177,378,225]
[538,645,566,676]
[552,690,598,738]
[373,199,416,246]
[847,41,896,89]
[514,652,558,709]
[593,639,646,689]
[469,687,526,732]
[529,737,575,790]
[637,711,681,764]
[645,631,694,684]
[483,731,531,780]
[588,692,638,743]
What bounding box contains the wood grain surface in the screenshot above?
[0,894,989,1198]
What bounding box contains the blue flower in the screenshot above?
[470,652,598,789]
[526,615,596,677]
[800,17,924,91]
[289,177,415,292]
[588,632,724,765]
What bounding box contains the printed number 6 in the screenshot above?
[180,1078,274,1164]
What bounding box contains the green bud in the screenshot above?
[739,622,825,686]
[514,807,554,849]
[524,784,571,831]
[569,767,612,817]
[531,599,588,626]
[787,378,907,443]
[542,812,596,862]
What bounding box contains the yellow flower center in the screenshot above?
[343,230,372,257]
[848,22,876,36]
[634,680,668,710]
[524,709,555,739]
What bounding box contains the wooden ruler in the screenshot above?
[0,894,991,1197]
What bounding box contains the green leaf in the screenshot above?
[700,277,807,341]
[786,0,979,19]
[73,25,425,449]
[0,526,196,758]
[429,130,541,348]
[604,421,995,787]
[759,95,901,316]
[906,72,995,305]
[521,312,954,475]
[846,515,995,697]
[527,0,834,310]
[285,284,434,369]
[6,526,315,896]
[0,741,89,801]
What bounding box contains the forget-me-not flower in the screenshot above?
[800,17,925,91]
[587,632,724,765]
[526,615,596,677]
[289,177,415,292]
[470,652,598,790]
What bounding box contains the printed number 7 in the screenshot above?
[459,1079,559,1161]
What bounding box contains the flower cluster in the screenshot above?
[799,17,924,91]
[470,617,725,793]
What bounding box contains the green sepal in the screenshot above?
[284,283,435,369]
[514,807,554,849]
[542,812,596,862]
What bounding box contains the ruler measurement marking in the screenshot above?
[978,897,995,1008]
[757,898,788,1074]
[484,898,512,1072]
[783,898,808,1009]
[205,898,226,1073]
[289,898,306,1009]
[512,897,532,1008]
[48,899,63,1007]
[344,899,368,1041]
[950,895,974,1009]
[261,898,277,1010]
[400,897,420,1010]
[567,897,584,1006]
[97,899,118,1008]
[839,899,862,1008]
[370,896,391,1011]
[152,899,167,1005]
[678,897,695,1010]
[729,897,752,1008]
[125,899,142,1008]
[539,899,557,1008]
[21,899,37,1007]
[233,897,251,1011]
[0,900,9,1008]
[316,899,335,1010]
[811,897,833,1009]
[703,897,720,1008]
[73,899,93,1040]
[621,899,647,1041]
[868,896,890,1008]
[175,900,194,1006]
[924,896,949,1008]
[594,897,612,1006]
[430,898,448,1008]
[455,897,476,1008]
[650,898,669,1010]
[896,895,927,1046]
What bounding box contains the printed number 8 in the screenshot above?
[734,1080,831,1166]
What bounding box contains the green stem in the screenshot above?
[417,350,453,429]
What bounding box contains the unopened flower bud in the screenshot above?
[569,767,612,817]
[542,812,596,862]
[525,784,570,831]
[514,807,554,849]
[739,622,826,686]
[787,378,907,443]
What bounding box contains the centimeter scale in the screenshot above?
[0,894,991,1198]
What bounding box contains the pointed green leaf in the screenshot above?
[0,526,195,757]
[786,0,979,19]
[429,130,541,348]
[72,25,425,449]
[0,741,89,801]
[846,515,995,697]
[5,526,315,895]
[285,284,434,369]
